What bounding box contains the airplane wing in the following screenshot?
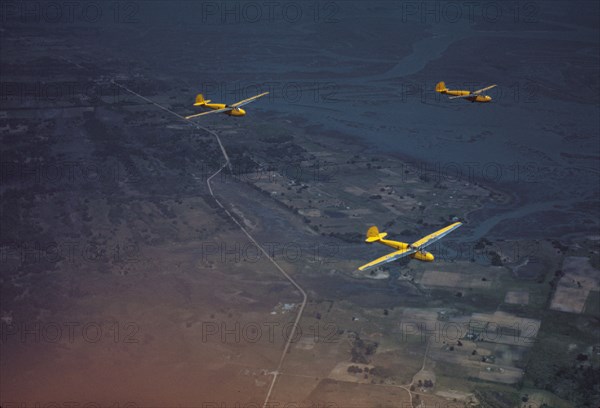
[185,107,233,120]
[230,92,270,108]
[472,84,497,94]
[448,94,475,99]
[358,248,417,271]
[410,222,462,250]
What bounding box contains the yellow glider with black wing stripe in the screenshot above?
[185,91,269,120]
[435,81,496,103]
[358,222,462,271]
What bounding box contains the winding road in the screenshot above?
[112,81,308,407]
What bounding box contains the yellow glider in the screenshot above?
[358,222,462,271]
[185,91,269,120]
[435,81,496,103]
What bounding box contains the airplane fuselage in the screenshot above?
[377,238,434,262]
[439,89,492,103]
[204,103,247,116]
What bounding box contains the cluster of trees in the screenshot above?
[350,334,378,364]
[528,345,599,408]
[347,365,395,381]
[549,363,599,407]
[417,379,434,388]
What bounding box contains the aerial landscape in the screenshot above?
[1,1,599,407]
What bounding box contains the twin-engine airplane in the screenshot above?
[358,222,462,271]
[435,82,497,103]
[185,92,269,120]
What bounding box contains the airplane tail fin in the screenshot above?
[194,94,211,106]
[365,226,388,243]
[435,81,448,93]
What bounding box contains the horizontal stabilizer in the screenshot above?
[366,233,388,243]
[194,94,210,106]
[365,226,388,243]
